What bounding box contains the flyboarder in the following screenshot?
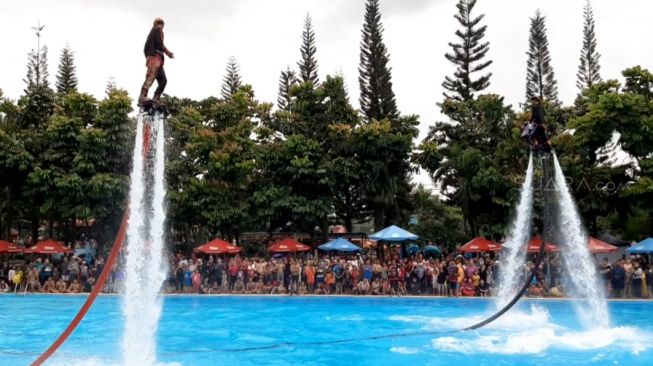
[521,96,551,151]
[138,17,174,107]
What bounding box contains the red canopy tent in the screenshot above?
[588,237,618,253]
[527,236,559,253]
[193,238,241,255]
[459,237,502,253]
[268,238,311,253]
[24,239,73,254]
[0,240,24,254]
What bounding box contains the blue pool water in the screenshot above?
[1,295,651,366]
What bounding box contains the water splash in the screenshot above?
[122,113,168,365]
[551,154,609,328]
[496,154,535,307]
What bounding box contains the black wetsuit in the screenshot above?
[523,103,549,150]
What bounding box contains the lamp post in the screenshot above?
[31,19,45,89]
[313,225,321,259]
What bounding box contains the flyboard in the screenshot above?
[138,99,168,158]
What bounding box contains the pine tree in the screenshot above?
[442,0,492,101]
[55,44,78,94]
[297,14,319,85]
[525,10,559,104]
[105,76,117,96]
[577,1,602,91]
[23,45,50,91]
[277,66,298,111]
[358,0,399,122]
[221,56,242,100]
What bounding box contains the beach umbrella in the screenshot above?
[24,239,73,254]
[369,225,419,241]
[526,236,559,253]
[626,238,653,254]
[587,237,618,253]
[318,238,361,252]
[268,238,311,253]
[193,238,241,255]
[423,245,441,256]
[459,237,502,253]
[0,240,23,254]
[407,243,420,255]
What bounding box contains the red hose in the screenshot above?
[31,209,130,366]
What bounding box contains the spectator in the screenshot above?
[0,279,9,293]
[611,259,626,298]
[632,262,643,298]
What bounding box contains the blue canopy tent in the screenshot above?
[369,225,420,259]
[318,238,362,252]
[626,238,653,254]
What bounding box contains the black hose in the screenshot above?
[460,151,551,331]
[161,153,556,355]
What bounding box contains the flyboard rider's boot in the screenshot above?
[138,87,151,108]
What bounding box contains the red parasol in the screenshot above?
[0,240,24,254]
[527,236,559,253]
[25,239,73,254]
[268,238,311,253]
[588,237,618,253]
[459,237,502,253]
[193,238,241,255]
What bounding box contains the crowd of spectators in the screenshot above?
[1,249,652,299]
[0,255,103,294]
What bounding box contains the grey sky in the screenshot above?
[1,0,652,188]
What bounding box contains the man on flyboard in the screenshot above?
[521,96,551,152]
[138,17,174,108]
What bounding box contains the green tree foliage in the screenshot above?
[297,14,319,85]
[277,66,298,111]
[221,56,243,100]
[56,45,78,94]
[418,94,522,237]
[576,1,602,91]
[409,186,466,249]
[564,66,653,237]
[525,10,559,104]
[354,115,418,230]
[256,77,345,234]
[3,7,653,249]
[442,0,492,101]
[358,0,399,122]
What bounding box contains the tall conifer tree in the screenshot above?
[221,56,242,100]
[55,44,78,94]
[24,46,50,91]
[277,66,298,111]
[442,0,492,101]
[577,1,602,91]
[358,0,399,122]
[297,14,319,85]
[525,10,559,104]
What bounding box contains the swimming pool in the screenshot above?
[1,295,651,365]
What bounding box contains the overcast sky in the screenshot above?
[1,0,652,188]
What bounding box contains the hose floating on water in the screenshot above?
[30,209,129,366]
